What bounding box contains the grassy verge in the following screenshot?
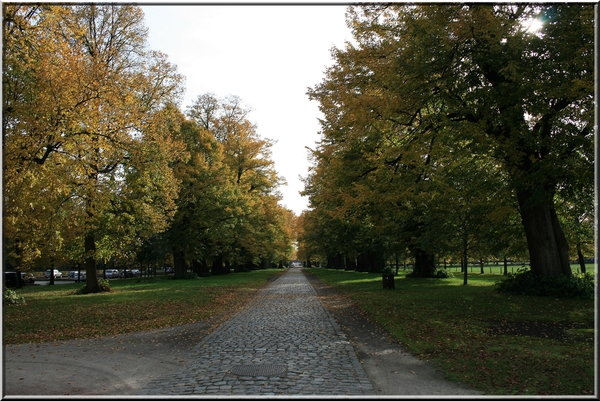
[4,269,283,344]
[306,267,596,396]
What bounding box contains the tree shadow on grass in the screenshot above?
[485,320,594,342]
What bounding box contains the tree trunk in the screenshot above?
[368,250,385,273]
[503,256,508,276]
[462,231,468,285]
[192,259,210,276]
[85,233,100,292]
[516,189,572,277]
[327,255,335,269]
[212,254,228,275]
[48,257,55,285]
[412,248,436,277]
[577,243,586,274]
[345,254,357,271]
[356,253,368,272]
[173,249,187,277]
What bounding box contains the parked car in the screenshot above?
[20,272,35,284]
[120,269,141,278]
[45,269,62,279]
[105,269,120,278]
[67,271,86,281]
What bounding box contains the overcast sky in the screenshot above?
[141,4,352,215]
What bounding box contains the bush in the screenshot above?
[434,269,454,278]
[98,278,110,291]
[4,288,26,305]
[494,267,595,299]
[75,279,111,294]
[382,266,395,276]
[169,272,199,280]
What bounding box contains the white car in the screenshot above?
[45,269,62,279]
[105,269,120,278]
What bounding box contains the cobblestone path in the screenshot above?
[141,268,375,396]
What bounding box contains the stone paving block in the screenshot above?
[140,268,376,396]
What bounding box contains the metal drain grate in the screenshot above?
[230,364,287,377]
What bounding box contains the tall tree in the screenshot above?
[177,93,290,275]
[305,4,594,278]
[167,117,238,277]
[3,5,186,292]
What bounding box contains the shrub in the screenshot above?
[382,266,395,276]
[75,279,111,294]
[494,267,595,299]
[4,288,26,305]
[169,272,199,280]
[98,278,110,291]
[434,269,454,278]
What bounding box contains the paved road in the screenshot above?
[140,268,375,396]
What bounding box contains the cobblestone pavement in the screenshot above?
[140,268,375,396]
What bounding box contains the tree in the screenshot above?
[557,186,595,274]
[3,5,186,292]
[167,117,236,277]
[304,4,594,278]
[432,147,515,284]
[172,93,291,276]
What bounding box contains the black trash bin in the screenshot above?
[5,272,19,288]
[382,272,395,289]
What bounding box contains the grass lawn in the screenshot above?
[305,266,596,396]
[4,265,595,395]
[3,269,283,344]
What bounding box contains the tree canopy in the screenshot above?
[300,3,594,278]
[3,4,296,291]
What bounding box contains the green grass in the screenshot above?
[3,269,283,344]
[4,266,595,395]
[306,267,596,396]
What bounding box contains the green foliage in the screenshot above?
[170,272,199,280]
[4,288,26,305]
[300,4,594,279]
[76,279,111,294]
[3,5,187,286]
[494,267,595,299]
[405,267,454,279]
[434,269,454,279]
[382,266,395,275]
[169,93,293,272]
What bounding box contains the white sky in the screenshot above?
[141,4,352,216]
